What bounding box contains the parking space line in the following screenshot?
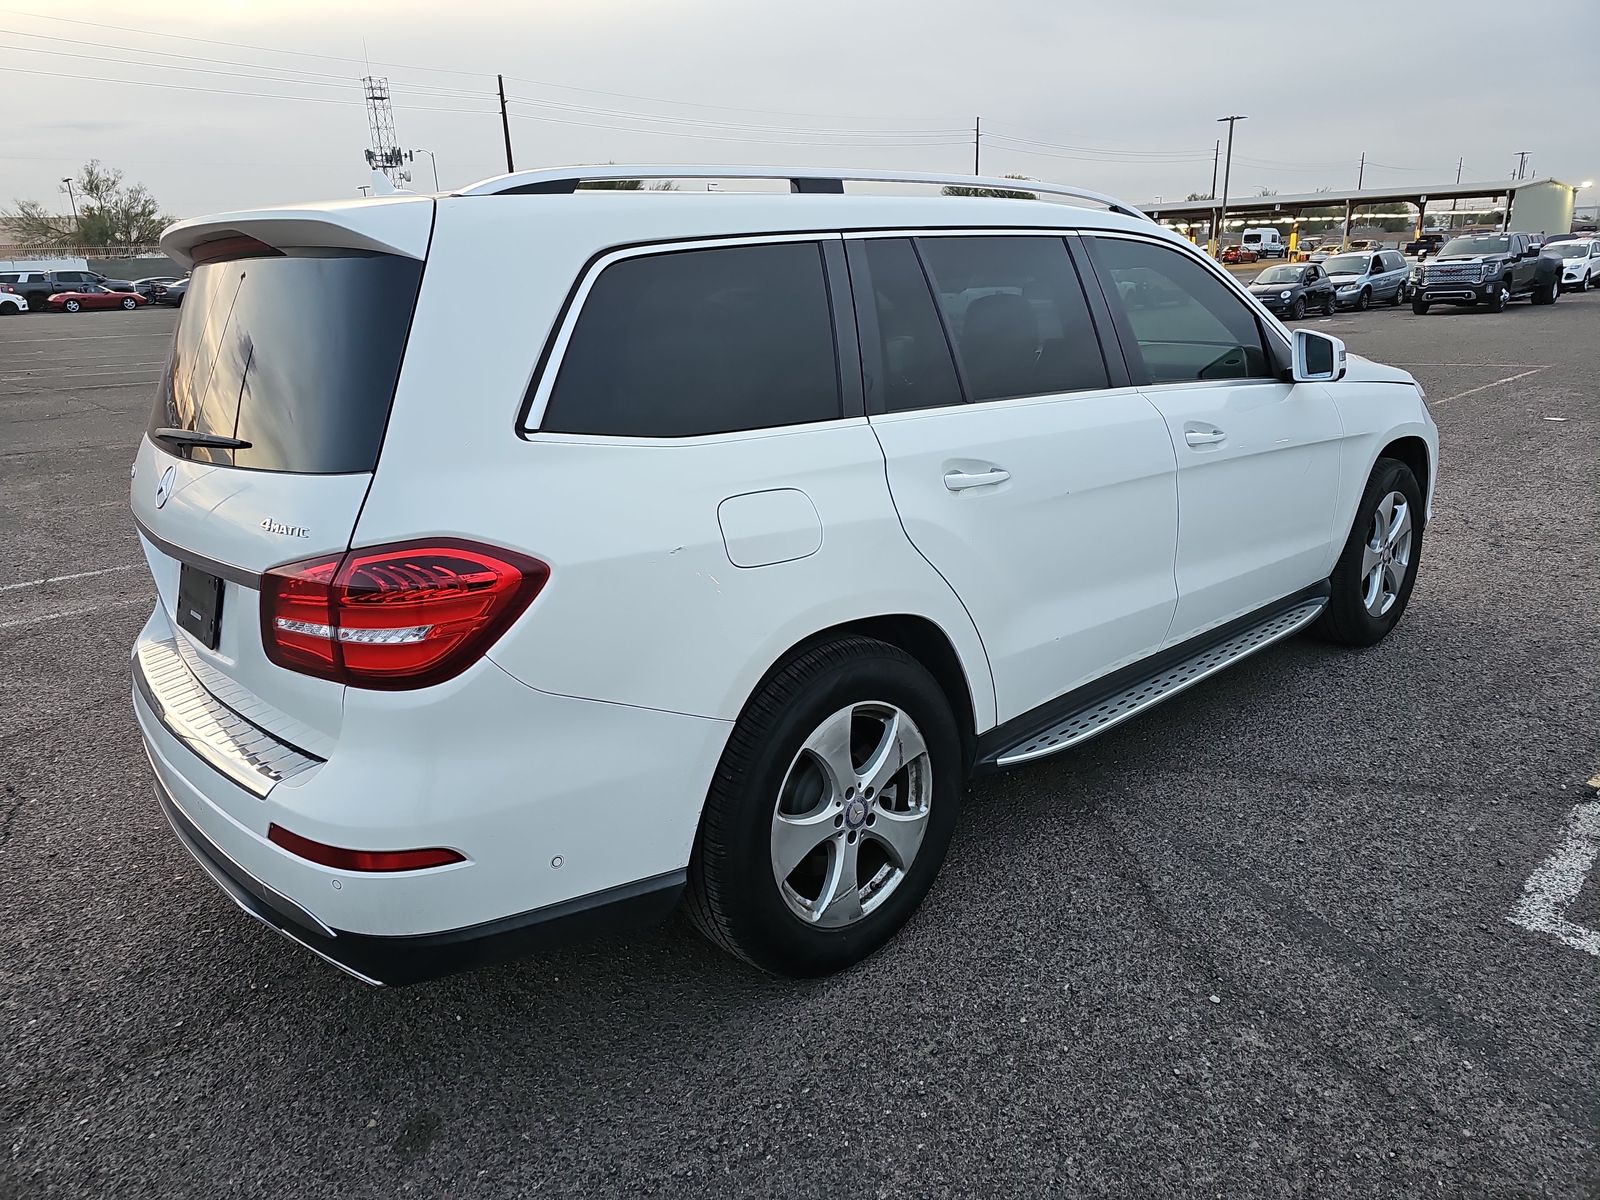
[1433,368,1547,406]
[1507,798,1600,957]
[0,597,147,631]
[0,565,139,593]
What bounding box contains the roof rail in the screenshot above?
[454,165,1152,221]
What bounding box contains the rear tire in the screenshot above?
[1314,457,1424,647]
[1323,292,1337,315]
[1411,300,1431,314]
[687,637,963,975]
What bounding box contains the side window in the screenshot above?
[541,241,841,438]
[1091,236,1275,384]
[857,239,963,414]
[915,236,1108,402]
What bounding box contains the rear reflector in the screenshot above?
[268,823,465,872]
[261,538,549,689]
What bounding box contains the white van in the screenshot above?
[1241,227,1287,258]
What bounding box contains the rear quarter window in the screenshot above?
[538,241,841,438]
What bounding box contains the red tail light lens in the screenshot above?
[268,823,465,872]
[261,539,549,689]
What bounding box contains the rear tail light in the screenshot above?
[261,539,549,689]
[268,823,465,872]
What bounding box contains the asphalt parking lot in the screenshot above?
[3,296,1597,1198]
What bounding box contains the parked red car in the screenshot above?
[1220,244,1259,264]
[47,284,150,313]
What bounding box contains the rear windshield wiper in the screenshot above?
[153,427,253,453]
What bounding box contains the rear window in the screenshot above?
[147,253,423,473]
[539,241,841,438]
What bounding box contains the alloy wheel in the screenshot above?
[770,701,932,928]
[1360,490,1413,617]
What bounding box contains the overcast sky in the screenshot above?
[3,0,1596,220]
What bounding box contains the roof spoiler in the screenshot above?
[160,196,434,270]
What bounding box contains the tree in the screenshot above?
[1257,187,1279,197]
[1186,191,1213,201]
[942,174,1037,200]
[7,159,171,251]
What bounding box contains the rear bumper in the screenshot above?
[151,768,684,986]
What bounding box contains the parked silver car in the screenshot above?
[1323,250,1410,310]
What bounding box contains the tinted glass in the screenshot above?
[859,239,963,413]
[148,253,423,473]
[1256,265,1307,284]
[1442,236,1510,255]
[1092,236,1274,384]
[916,236,1106,401]
[1323,254,1373,275]
[542,242,840,437]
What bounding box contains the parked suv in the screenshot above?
[1411,232,1562,313]
[130,168,1437,984]
[0,268,135,310]
[1323,249,1410,309]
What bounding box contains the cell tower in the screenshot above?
[362,76,409,184]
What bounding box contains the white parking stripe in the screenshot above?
[1507,799,1600,957]
[1433,368,1547,406]
[0,597,147,631]
[0,564,138,593]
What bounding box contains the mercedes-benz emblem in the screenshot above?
[154,465,176,509]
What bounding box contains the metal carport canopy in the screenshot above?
[1141,178,1564,223]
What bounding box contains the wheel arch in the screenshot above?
[749,614,982,769]
[1379,435,1431,516]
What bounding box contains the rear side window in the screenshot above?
[916,236,1108,402]
[148,253,423,473]
[541,241,840,438]
[1091,236,1274,384]
[856,239,963,413]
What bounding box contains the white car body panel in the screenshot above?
[129,179,1439,978]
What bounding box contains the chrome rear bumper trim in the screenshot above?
[135,636,323,798]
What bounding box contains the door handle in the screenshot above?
[943,468,1011,491]
[1184,427,1227,447]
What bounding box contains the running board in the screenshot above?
[983,597,1327,769]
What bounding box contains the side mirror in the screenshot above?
[1522,246,1539,258]
[1292,329,1345,383]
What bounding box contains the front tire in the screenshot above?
[1389,283,1404,306]
[1411,299,1431,314]
[0,301,17,316]
[1354,288,1371,311]
[63,299,80,313]
[1314,457,1424,647]
[121,297,137,310]
[1531,276,1559,305]
[1289,296,1306,321]
[687,637,963,975]
[1488,284,1510,312]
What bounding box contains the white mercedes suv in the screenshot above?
[130,167,1438,984]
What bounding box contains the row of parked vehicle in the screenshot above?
[0,268,188,314]
[1247,231,1588,319]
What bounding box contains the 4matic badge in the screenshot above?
[260,518,311,538]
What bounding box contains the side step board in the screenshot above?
[980,595,1328,770]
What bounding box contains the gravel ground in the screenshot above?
[2,294,1597,1199]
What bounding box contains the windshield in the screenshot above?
[148,252,423,473]
[1323,254,1372,275]
[1255,266,1306,284]
[1440,236,1510,256]
[1546,238,1591,256]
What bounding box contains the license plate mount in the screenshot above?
[176,563,225,650]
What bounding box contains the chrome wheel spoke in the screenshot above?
[813,837,863,926]
[867,806,929,871]
[1360,541,1383,578]
[858,710,929,801]
[799,705,859,798]
[1386,501,1412,549]
[1382,560,1404,603]
[771,807,839,881]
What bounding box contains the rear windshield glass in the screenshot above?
[147,253,423,473]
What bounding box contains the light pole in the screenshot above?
[1215,115,1246,257]
[1579,181,1596,230]
[413,149,441,191]
[60,176,80,227]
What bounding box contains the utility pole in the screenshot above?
[1357,151,1365,190]
[498,74,515,173]
[1209,139,1220,250]
[1451,158,1462,219]
[1216,115,1245,257]
[973,116,981,176]
[1514,150,1529,180]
